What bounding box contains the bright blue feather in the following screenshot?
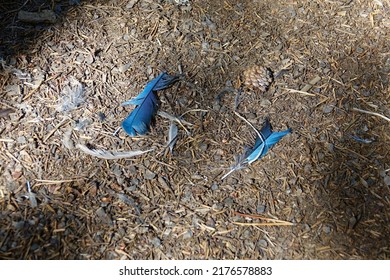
[246,119,291,163]
[222,118,291,179]
[121,73,180,136]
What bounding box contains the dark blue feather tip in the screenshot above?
[121,72,181,136]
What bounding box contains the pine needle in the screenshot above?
[233,221,293,226]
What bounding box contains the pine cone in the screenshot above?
[243,65,273,92]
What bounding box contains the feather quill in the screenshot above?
[26,181,37,208]
[77,144,152,159]
[222,118,291,179]
[167,122,178,154]
[121,72,181,136]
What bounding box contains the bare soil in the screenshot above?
[0,0,389,259]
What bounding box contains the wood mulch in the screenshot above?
[0,0,389,259]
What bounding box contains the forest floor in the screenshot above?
[0,0,389,259]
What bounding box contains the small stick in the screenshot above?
[158,111,192,135]
[23,73,61,101]
[158,111,193,126]
[234,88,242,111]
[44,118,70,142]
[22,87,39,101]
[353,107,390,123]
[180,108,209,116]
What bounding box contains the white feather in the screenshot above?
[76,144,152,159]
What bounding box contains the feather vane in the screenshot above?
[121,72,180,136]
[167,122,178,154]
[222,118,291,179]
[246,119,291,164]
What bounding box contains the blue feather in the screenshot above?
[222,118,291,179]
[121,72,180,136]
[246,119,291,164]
[349,134,374,144]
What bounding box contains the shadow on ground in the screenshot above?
[0,0,83,57]
[299,47,390,258]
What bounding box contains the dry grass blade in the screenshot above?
[282,88,317,96]
[353,107,390,122]
[233,211,293,226]
[34,178,85,186]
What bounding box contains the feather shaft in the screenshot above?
[77,144,152,159]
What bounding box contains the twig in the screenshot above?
[158,111,193,126]
[234,88,242,111]
[158,111,192,135]
[233,211,292,224]
[0,138,14,142]
[353,107,390,123]
[180,108,209,117]
[232,210,294,226]
[23,73,61,101]
[22,87,40,101]
[43,118,70,142]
